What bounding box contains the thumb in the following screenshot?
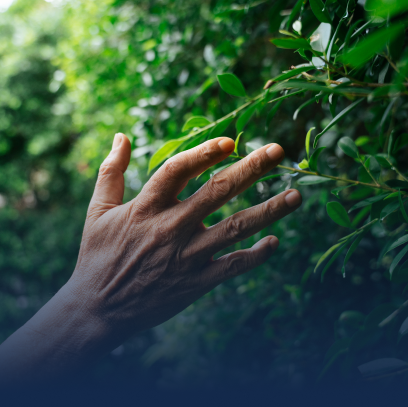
[87,133,131,222]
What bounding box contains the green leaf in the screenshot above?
[297,175,332,185]
[298,158,309,169]
[348,193,389,212]
[271,65,314,82]
[374,154,392,169]
[380,200,400,221]
[342,233,365,276]
[351,206,371,228]
[384,192,399,200]
[234,131,243,156]
[340,24,402,67]
[286,0,303,29]
[385,235,408,255]
[182,116,211,132]
[365,0,408,18]
[293,93,324,120]
[245,141,263,154]
[314,242,344,273]
[255,172,291,184]
[399,190,408,223]
[327,202,353,228]
[390,245,408,278]
[386,180,408,190]
[305,127,315,160]
[321,243,348,282]
[331,184,356,199]
[314,99,364,148]
[266,100,283,127]
[210,117,234,138]
[236,104,257,133]
[310,0,332,23]
[327,18,343,61]
[270,37,312,50]
[217,73,246,97]
[148,134,194,173]
[338,137,359,159]
[308,147,326,172]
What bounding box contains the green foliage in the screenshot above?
[2,0,408,386]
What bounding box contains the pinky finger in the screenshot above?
[202,236,279,289]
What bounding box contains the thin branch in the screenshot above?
[359,157,380,186]
[387,158,408,183]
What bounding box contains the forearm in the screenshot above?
[0,282,112,384]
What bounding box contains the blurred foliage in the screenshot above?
[2,0,408,387]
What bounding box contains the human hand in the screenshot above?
[67,133,302,347]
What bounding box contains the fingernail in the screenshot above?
[285,190,302,208]
[112,133,123,150]
[266,144,283,161]
[218,138,235,153]
[269,236,279,251]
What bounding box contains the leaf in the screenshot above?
[267,89,305,104]
[327,18,343,61]
[266,100,283,127]
[293,93,324,120]
[236,104,257,133]
[286,0,303,29]
[314,99,364,148]
[331,184,355,198]
[210,117,234,138]
[321,242,348,281]
[245,141,263,154]
[310,23,332,53]
[364,304,397,329]
[374,154,392,169]
[297,175,332,185]
[365,0,408,18]
[234,132,243,156]
[307,147,326,172]
[380,200,400,221]
[270,37,312,50]
[271,65,314,82]
[386,180,408,190]
[390,245,408,278]
[348,193,389,212]
[309,0,332,23]
[327,202,353,228]
[342,233,365,276]
[338,137,359,159]
[358,358,408,380]
[217,73,246,97]
[384,192,399,200]
[298,158,309,169]
[385,235,408,255]
[182,116,211,132]
[399,190,408,223]
[148,134,194,173]
[340,24,402,67]
[255,172,291,184]
[314,242,344,273]
[305,127,315,159]
[400,317,408,336]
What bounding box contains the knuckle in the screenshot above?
[163,158,183,178]
[225,216,246,241]
[225,254,244,276]
[208,174,233,199]
[265,198,284,219]
[247,153,263,175]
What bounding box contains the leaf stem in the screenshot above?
[359,157,380,186]
[276,165,395,192]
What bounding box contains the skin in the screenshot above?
[0,134,302,384]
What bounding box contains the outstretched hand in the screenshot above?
[0,133,302,382]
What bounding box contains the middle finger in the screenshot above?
[179,143,284,220]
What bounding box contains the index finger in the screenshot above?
[139,137,235,209]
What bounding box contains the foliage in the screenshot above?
[1,0,408,387]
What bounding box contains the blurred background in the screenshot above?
[0,0,407,389]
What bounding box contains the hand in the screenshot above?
[69,133,302,339]
[0,133,302,382]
